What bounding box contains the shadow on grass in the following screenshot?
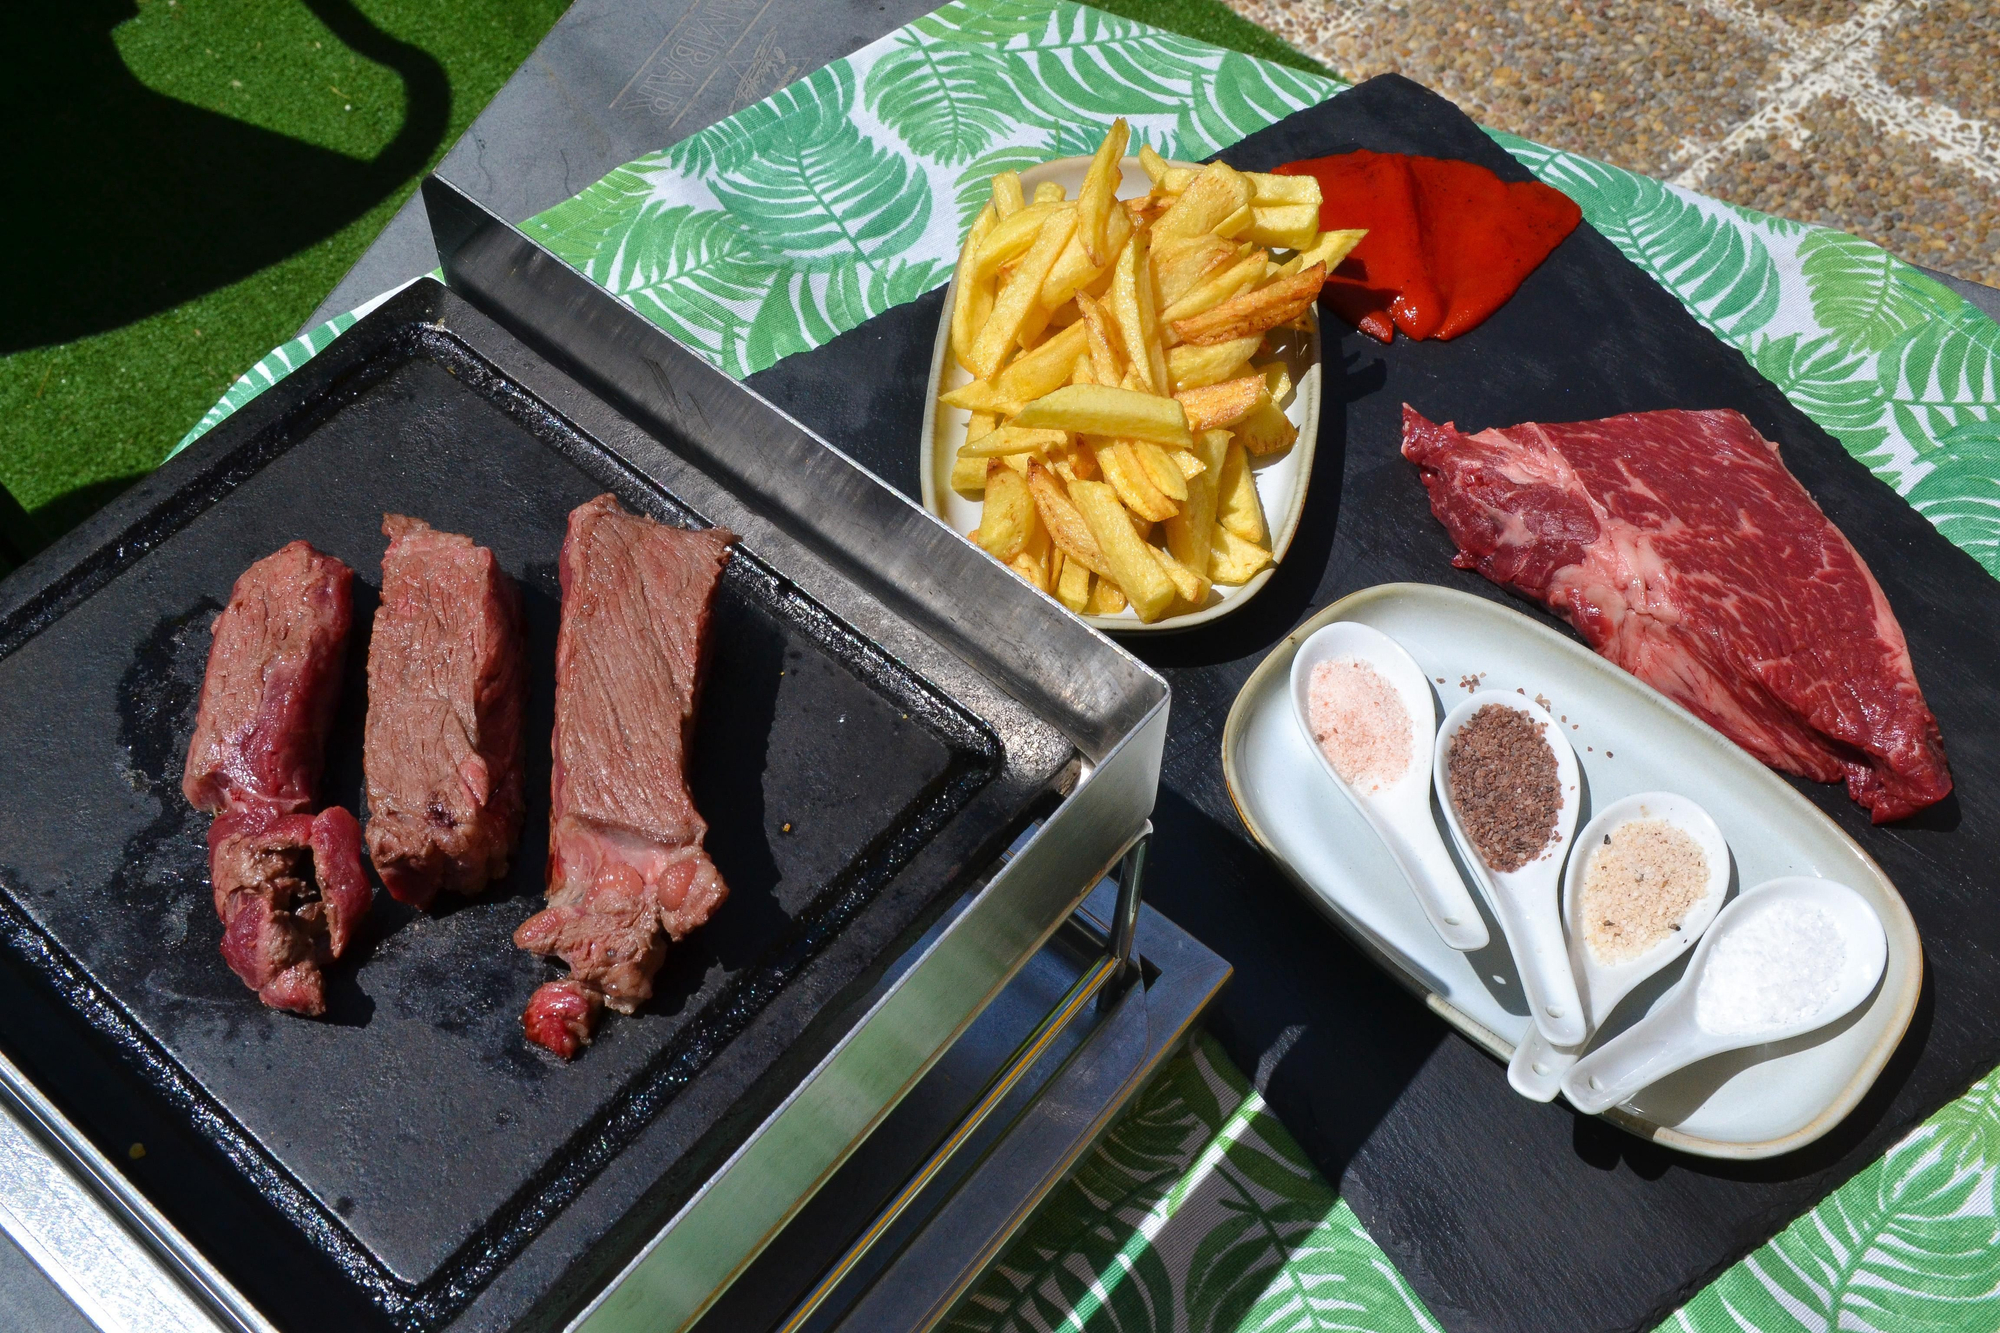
[4,0,449,354]
[11,473,155,560]
[0,485,44,573]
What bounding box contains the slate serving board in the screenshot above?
[745,74,2000,1333]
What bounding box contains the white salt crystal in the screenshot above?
[1695,898,1845,1036]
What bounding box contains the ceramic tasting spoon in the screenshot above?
[1562,877,1887,1116]
[1434,690,1585,1047]
[1508,792,1732,1102]
[1289,623,1489,951]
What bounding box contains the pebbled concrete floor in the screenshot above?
[1224,0,2000,286]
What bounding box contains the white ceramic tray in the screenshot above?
[919,154,1321,633]
[1222,583,1922,1159]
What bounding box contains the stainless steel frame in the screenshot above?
[419,178,1175,1332]
[0,1050,266,1333]
[818,843,1230,1332]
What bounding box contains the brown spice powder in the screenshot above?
[1446,704,1560,873]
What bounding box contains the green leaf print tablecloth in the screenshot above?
[167,3,2000,1329]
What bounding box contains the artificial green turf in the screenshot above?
[1,0,571,545]
[0,0,1318,553]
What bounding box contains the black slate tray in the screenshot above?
[746,74,2000,1333]
[0,283,1067,1331]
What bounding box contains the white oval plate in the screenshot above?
[1221,583,1921,1159]
[919,155,1322,634]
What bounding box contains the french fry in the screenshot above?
[1077,118,1130,265]
[1108,234,1150,391]
[1171,263,1326,347]
[968,411,998,441]
[1217,440,1269,546]
[1092,439,1178,523]
[1148,539,1211,606]
[977,462,1035,560]
[1260,361,1293,406]
[1012,384,1192,448]
[1123,198,1168,235]
[1173,449,1207,481]
[1026,462,1114,577]
[1131,440,1189,500]
[1158,250,1269,327]
[969,208,1077,379]
[1032,181,1066,204]
[1165,428,1229,579]
[976,201,1063,278]
[959,425,1070,459]
[1246,203,1319,252]
[1041,201,1131,311]
[1246,172,1322,206]
[1235,397,1299,457]
[939,379,1023,416]
[1074,292,1124,384]
[991,171,1025,220]
[1138,144,1172,188]
[1052,439,1099,483]
[1088,578,1128,614]
[1211,204,1254,240]
[951,203,999,372]
[1281,228,1365,277]
[1009,516,1051,590]
[1071,481,1176,622]
[1210,526,1274,584]
[1154,166,1197,195]
[1055,549,1091,612]
[1155,161,1250,241]
[1168,335,1262,390]
[1176,374,1267,433]
[1151,234,1237,308]
[1109,231,1170,392]
[1014,299,1055,352]
[996,320,1089,402]
[951,451,987,493]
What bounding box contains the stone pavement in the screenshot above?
[1223,0,2000,286]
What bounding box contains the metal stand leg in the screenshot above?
[1109,824,1150,991]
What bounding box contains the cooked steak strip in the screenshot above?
[363,515,527,909]
[1402,404,1951,822]
[183,541,369,1015]
[514,494,735,1056]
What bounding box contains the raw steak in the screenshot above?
[363,515,527,909]
[1401,405,1951,822]
[183,541,370,1014]
[515,494,736,1057]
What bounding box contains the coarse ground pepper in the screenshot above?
[1446,703,1560,873]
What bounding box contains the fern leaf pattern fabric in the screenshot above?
[520,2,1336,379]
[946,1036,1446,1333]
[162,6,2000,1327]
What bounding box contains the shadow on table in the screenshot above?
[1141,785,1448,1186]
[3,0,448,354]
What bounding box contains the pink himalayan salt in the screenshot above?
[1307,656,1412,792]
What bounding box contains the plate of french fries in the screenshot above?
[922,120,1364,630]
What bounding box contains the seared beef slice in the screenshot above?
[515,494,736,1057]
[363,515,527,908]
[183,541,369,1015]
